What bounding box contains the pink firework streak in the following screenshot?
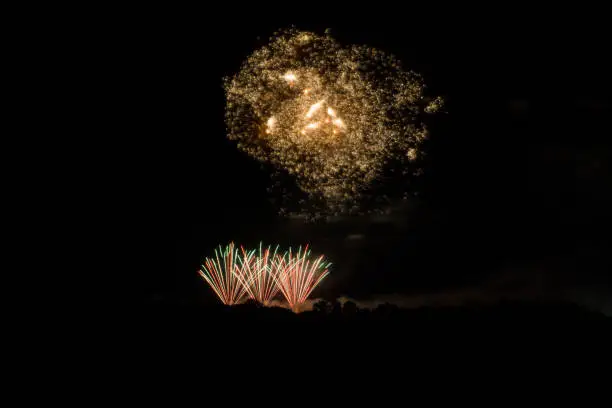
[238,243,283,306]
[198,242,251,305]
[274,245,331,313]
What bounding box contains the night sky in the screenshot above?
[109,8,611,315]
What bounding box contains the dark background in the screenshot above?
[103,6,611,314]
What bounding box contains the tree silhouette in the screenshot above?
[313,299,331,314]
[374,302,399,318]
[242,298,262,308]
[343,301,358,317]
[332,300,343,316]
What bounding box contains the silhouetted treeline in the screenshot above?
[93,299,611,383]
[131,298,610,335]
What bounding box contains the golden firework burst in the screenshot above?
[224,28,441,213]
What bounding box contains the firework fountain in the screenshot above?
[199,242,331,312]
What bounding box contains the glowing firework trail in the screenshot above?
[199,243,251,305]
[238,243,282,306]
[275,245,331,312]
[225,28,442,213]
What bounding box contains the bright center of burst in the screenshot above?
[282,72,297,84]
[301,100,345,137]
[266,72,347,139]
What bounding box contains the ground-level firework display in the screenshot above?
[199,243,331,312]
[225,28,442,215]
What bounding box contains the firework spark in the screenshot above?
[199,243,251,305]
[224,28,442,214]
[199,242,332,311]
[274,245,331,313]
[238,243,282,306]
